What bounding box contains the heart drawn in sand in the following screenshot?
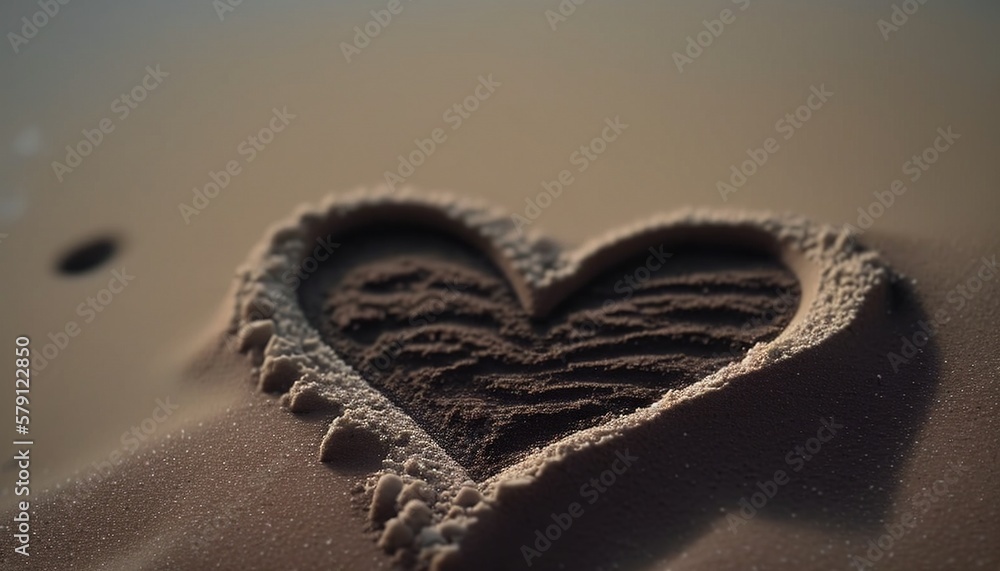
[294,212,801,481]
[228,192,886,567]
[229,192,883,489]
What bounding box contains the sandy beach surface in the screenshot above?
[1,1,998,569]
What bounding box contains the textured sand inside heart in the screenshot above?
[301,227,800,480]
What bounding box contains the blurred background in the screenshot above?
[0,0,997,543]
